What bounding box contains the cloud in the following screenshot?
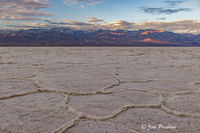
[4,16,200,34]
[87,17,104,23]
[61,19,91,26]
[165,0,184,6]
[6,19,134,31]
[101,20,134,30]
[63,0,103,7]
[110,20,134,30]
[141,7,191,14]
[0,0,51,21]
[133,20,200,34]
[183,0,200,5]
[0,20,13,25]
[44,20,68,25]
[6,21,67,29]
[157,18,166,20]
[18,19,91,29]
[165,0,200,6]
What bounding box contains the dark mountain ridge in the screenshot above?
[0,28,200,46]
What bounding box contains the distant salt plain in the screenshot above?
[0,47,200,133]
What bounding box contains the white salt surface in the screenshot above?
[0,47,200,133]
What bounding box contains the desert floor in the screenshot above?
[0,47,200,133]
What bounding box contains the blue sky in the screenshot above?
[48,0,200,22]
[0,0,200,33]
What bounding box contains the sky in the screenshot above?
[0,0,200,33]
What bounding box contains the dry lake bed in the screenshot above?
[1,47,200,133]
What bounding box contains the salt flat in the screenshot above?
[0,47,200,133]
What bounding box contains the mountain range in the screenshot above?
[0,28,200,46]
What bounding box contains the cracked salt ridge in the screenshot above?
[53,94,151,133]
[28,67,118,93]
[0,72,122,101]
[110,76,199,94]
[0,92,75,133]
[51,74,200,133]
[1,48,200,132]
[1,72,200,132]
[1,83,199,117]
[65,120,139,133]
[27,69,200,96]
[29,69,122,96]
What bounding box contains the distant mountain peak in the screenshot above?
[109,32,126,36]
[141,37,169,44]
[99,31,127,36]
[10,34,16,37]
[141,30,164,35]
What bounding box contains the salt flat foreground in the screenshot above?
[0,47,200,133]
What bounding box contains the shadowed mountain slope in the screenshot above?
[0,29,199,46]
